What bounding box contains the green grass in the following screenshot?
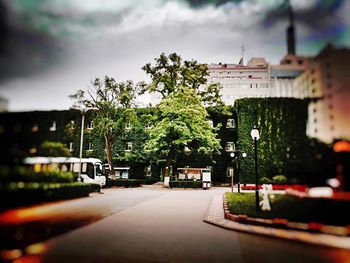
[225,192,350,226]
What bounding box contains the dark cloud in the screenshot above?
[263,0,345,29]
[186,0,242,7]
[0,0,65,83]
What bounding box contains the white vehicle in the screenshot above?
[23,156,107,186]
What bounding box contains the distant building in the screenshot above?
[295,45,350,143]
[269,54,310,98]
[207,57,273,105]
[0,97,8,112]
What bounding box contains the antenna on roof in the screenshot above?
[239,45,246,65]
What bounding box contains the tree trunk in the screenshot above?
[104,131,115,179]
[163,147,175,178]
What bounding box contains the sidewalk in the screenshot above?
[204,194,350,250]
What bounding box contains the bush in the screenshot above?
[89,183,101,193]
[260,177,273,184]
[0,182,91,209]
[107,179,146,188]
[225,192,350,226]
[272,175,287,184]
[0,166,76,183]
[169,180,202,188]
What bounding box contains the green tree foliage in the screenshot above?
[39,140,71,157]
[69,76,140,173]
[144,87,221,177]
[141,53,224,107]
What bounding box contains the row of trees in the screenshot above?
[70,53,225,177]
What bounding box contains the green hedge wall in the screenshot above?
[169,180,202,188]
[233,98,309,183]
[0,182,91,209]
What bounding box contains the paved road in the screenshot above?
[2,187,350,262]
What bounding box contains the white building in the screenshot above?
[207,57,274,105]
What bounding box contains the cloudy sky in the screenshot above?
[0,0,349,111]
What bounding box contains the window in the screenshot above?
[49,121,56,131]
[145,122,152,130]
[226,119,236,129]
[125,142,132,151]
[87,143,93,151]
[69,142,73,152]
[87,120,94,130]
[125,121,132,130]
[32,123,39,132]
[225,142,235,152]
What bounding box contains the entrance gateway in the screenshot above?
[176,168,212,189]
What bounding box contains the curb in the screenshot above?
[223,194,350,237]
[204,194,350,250]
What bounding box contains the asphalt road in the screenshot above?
[2,187,350,263]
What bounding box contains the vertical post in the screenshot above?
[79,111,85,182]
[231,164,234,193]
[254,138,259,212]
[237,154,241,194]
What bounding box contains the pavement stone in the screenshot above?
[204,194,350,250]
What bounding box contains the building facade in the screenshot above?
[295,45,350,143]
[207,57,274,105]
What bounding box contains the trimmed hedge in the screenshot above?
[0,166,76,183]
[0,182,91,209]
[107,179,146,188]
[169,180,202,188]
[226,192,350,226]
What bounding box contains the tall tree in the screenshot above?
[141,53,223,107]
[144,86,221,177]
[70,76,139,173]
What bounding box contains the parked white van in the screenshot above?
[23,156,107,186]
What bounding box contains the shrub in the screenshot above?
[225,192,350,226]
[273,175,288,184]
[0,166,76,183]
[89,183,101,193]
[108,179,146,188]
[260,177,273,184]
[169,180,202,188]
[0,182,91,209]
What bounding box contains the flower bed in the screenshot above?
[241,184,307,191]
[225,192,350,227]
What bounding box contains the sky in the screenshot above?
[0,0,349,111]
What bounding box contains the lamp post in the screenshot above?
[250,126,260,212]
[229,150,247,193]
[78,108,97,182]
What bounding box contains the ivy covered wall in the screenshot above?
[233,98,316,183]
[1,99,333,184]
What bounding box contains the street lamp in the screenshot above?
[250,126,260,212]
[78,108,97,182]
[229,150,247,193]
